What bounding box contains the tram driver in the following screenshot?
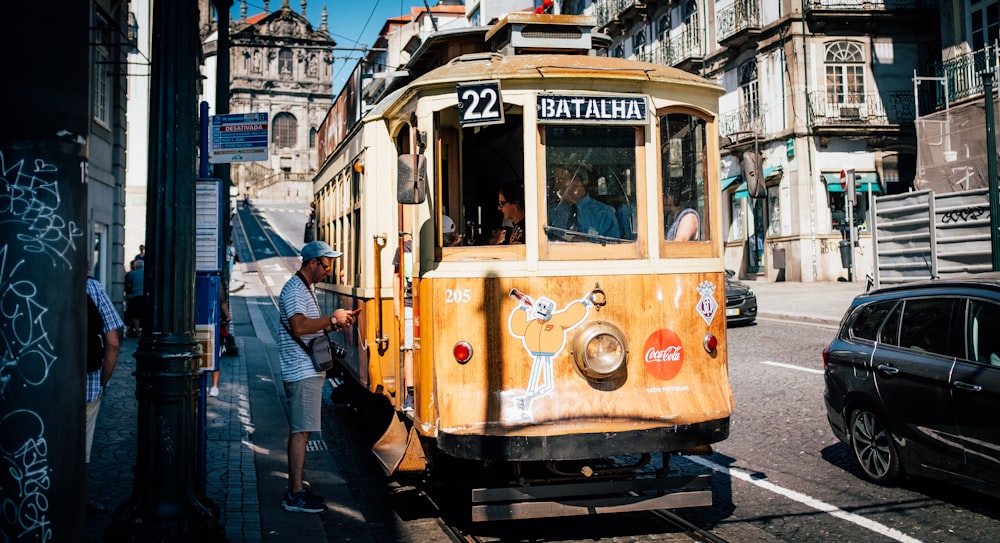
[547,164,620,241]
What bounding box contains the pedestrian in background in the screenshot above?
[123,259,144,337]
[85,277,123,513]
[276,241,356,513]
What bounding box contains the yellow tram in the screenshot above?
[311,13,733,521]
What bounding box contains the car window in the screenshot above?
[850,300,897,341]
[969,299,1000,366]
[878,302,902,345]
[898,297,963,358]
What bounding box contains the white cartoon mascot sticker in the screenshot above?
[506,288,590,417]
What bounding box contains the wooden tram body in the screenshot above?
[311,14,733,520]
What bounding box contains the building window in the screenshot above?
[632,30,646,52]
[766,184,780,238]
[309,127,317,148]
[682,0,697,24]
[657,14,671,40]
[825,41,865,105]
[278,48,293,79]
[971,0,1000,51]
[273,112,297,148]
[738,59,759,129]
[93,10,113,126]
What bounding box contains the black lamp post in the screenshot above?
[106,0,223,540]
[984,70,1000,272]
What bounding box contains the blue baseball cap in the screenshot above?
[301,241,341,261]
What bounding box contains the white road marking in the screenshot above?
[684,455,923,543]
[761,360,824,374]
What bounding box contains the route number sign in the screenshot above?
[457,81,504,127]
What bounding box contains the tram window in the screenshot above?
[455,113,525,246]
[661,113,707,242]
[544,125,637,244]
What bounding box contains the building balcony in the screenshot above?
[804,0,939,10]
[803,0,939,30]
[668,24,703,71]
[636,40,671,66]
[919,44,999,114]
[717,0,761,48]
[808,91,915,134]
[594,0,649,33]
[719,104,766,138]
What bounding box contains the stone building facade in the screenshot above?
[202,0,335,201]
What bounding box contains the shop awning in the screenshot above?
[823,172,882,193]
[734,182,748,199]
[721,175,742,191]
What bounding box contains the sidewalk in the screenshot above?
[84,267,379,542]
[745,277,867,326]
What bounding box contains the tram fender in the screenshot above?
[372,413,427,476]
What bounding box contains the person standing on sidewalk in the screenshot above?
[85,276,123,512]
[277,241,356,513]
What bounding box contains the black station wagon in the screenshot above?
[823,273,1000,496]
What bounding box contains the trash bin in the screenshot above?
[839,240,852,268]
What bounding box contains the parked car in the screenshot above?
[724,269,757,325]
[823,273,1000,496]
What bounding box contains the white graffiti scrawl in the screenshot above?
[0,150,82,268]
[0,245,56,400]
[0,410,52,542]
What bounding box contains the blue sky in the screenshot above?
[232,0,434,91]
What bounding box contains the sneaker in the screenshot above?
[209,386,219,397]
[402,395,414,413]
[282,489,325,513]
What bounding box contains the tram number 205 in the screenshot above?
[445,288,472,304]
[457,81,504,126]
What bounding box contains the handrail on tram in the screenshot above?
[372,234,390,356]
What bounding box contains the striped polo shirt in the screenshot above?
[277,273,325,383]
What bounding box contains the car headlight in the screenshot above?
[570,322,628,380]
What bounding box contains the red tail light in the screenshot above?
[822,346,830,370]
[453,341,473,364]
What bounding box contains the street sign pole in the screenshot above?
[983,70,1000,271]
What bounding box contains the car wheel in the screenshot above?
[849,408,902,485]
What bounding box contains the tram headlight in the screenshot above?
[570,322,628,380]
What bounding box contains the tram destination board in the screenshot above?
[209,112,269,163]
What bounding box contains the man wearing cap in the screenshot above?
[277,240,356,513]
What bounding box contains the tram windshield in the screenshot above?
[544,125,637,244]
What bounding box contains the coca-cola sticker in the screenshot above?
[643,329,684,380]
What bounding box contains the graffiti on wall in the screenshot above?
[0,148,82,541]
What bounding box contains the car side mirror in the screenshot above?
[397,154,426,204]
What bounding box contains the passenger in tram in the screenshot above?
[442,215,462,246]
[488,182,526,245]
[547,165,620,241]
[663,180,701,241]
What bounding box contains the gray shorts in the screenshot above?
[284,376,324,433]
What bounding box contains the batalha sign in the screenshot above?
[537,94,647,124]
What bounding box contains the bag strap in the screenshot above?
[281,272,323,355]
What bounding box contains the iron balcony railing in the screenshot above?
[669,15,703,66]
[717,0,761,43]
[804,0,938,9]
[921,44,1000,112]
[719,104,766,137]
[807,91,915,126]
[594,0,645,29]
[636,40,671,66]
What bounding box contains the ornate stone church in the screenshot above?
[201,0,335,201]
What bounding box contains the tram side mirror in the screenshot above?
[742,150,767,199]
[397,154,427,204]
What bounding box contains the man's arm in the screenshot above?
[100,329,119,388]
